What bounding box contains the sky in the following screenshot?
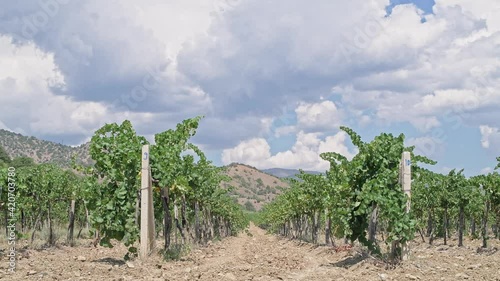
[0,0,499,176]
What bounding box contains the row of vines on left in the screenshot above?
[0,116,249,260]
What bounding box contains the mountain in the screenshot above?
[262,167,322,179]
[222,163,289,211]
[0,130,288,211]
[0,129,92,167]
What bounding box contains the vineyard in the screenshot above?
[0,117,248,259]
[258,127,500,255]
[0,118,499,280]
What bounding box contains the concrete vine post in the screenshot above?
[401,151,412,260]
[392,151,412,260]
[140,145,155,258]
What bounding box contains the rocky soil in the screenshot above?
[1,224,499,280]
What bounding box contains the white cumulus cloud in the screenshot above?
[295,100,343,132]
[221,131,356,171]
[479,125,500,150]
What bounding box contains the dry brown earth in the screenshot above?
[1,224,499,281]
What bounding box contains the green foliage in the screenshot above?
[151,116,203,193]
[162,244,190,261]
[11,156,35,168]
[0,145,11,166]
[79,116,248,259]
[87,120,148,251]
[260,172,329,236]
[0,163,83,246]
[325,128,432,254]
[256,178,264,188]
[4,121,495,262]
[244,201,256,212]
[260,126,436,258]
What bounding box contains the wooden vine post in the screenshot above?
[140,145,155,258]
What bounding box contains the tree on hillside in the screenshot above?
[0,145,10,166]
[244,200,256,212]
[11,156,35,168]
[256,178,264,188]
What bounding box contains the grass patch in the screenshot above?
[162,243,191,261]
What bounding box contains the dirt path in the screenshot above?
[1,224,499,280]
[165,223,327,281]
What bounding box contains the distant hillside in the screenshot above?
[262,167,322,179]
[222,163,290,211]
[0,129,92,167]
[0,130,290,211]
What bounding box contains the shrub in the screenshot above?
[244,201,256,212]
